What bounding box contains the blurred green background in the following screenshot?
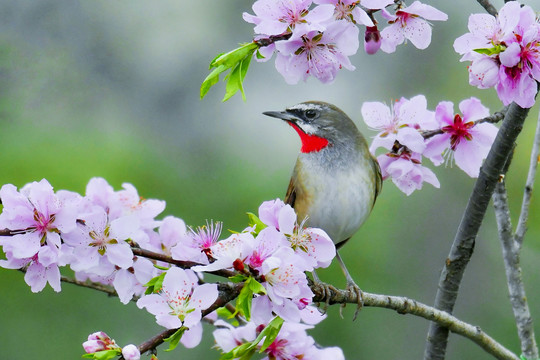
[1,1,539,359]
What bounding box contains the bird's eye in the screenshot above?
[305,109,318,120]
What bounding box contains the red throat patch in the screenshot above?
[288,122,329,153]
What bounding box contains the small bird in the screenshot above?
[264,101,382,309]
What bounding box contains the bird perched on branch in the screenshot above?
[264,101,382,311]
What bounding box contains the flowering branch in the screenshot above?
[420,106,508,140]
[137,282,243,355]
[129,246,237,278]
[424,102,531,360]
[476,0,498,16]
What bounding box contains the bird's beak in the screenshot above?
[263,110,298,123]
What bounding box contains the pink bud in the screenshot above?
[122,344,141,360]
[87,331,110,341]
[364,26,381,54]
[83,339,106,353]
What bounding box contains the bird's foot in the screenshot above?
[339,281,364,321]
[310,274,339,313]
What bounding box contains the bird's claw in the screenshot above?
[338,282,364,320]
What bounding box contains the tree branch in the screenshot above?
[424,102,530,360]
[421,106,508,140]
[493,181,539,359]
[130,246,236,278]
[476,0,498,16]
[515,111,540,247]
[45,267,519,359]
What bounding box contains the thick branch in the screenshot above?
[493,182,539,359]
[424,102,530,360]
[515,111,540,246]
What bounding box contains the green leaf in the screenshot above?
[520,356,529,360]
[164,327,187,352]
[220,342,256,360]
[473,45,504,56]
[82,349,121,360]
[218,317,283,360]
[235,277,266,321]
[247,276,266,295]
[200,64,229,99]
[258,316,284,352]
[144,272,166,294]
[211,43,258,68]
[246,212,267,236]
[201,42,258,101]
[229,274,248,283]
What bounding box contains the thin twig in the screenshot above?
[130,247,236,278]
[515,111,540,247]
[421,106,508,140]
[493,181,539,359]
[424,102,530,360]
[477,0,498,16]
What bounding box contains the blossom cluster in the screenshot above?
[362,95,498,195]
[0,179,340,357]
[213,296,344,359]
[454,1,540,108]
[244,0,447,84]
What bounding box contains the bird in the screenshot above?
[263,101,382,312]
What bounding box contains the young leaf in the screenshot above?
[201,42,259,101]
[144,272,166,294]
[246,212,267,236]
[82,349,121,360]
[164,327,187,352]
[258,316,284,352]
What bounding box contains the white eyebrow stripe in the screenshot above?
[288,103,324,112]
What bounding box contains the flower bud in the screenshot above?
[364,26,381,54]
[122,344,141,360]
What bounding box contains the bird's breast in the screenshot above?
[292,152,376,245]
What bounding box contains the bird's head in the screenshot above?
[263,101,361,153]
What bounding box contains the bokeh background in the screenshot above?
[1,1,539,359]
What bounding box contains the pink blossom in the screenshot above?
[314,0,373,26]
[261,247,313,306]
[424,98,498,177]
[361,95,436,154]
[171,220,222,264]
[62,206,135,273]
[380,1,448,53]
[454,2,540,108]
[190,232,255,272]
[377,150,440,195]
[275,21,359,84]
[247,227,289,272]
[121,344,140,360]
[243,0,334,36]
[0,180,79,292]
[137,267,218,332]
